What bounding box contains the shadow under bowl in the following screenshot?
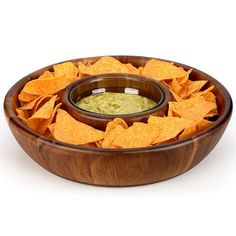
[62,73,170,130]
[4,55,233,187]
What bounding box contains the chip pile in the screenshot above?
[16,57,218,148]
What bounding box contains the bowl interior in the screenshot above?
[4,55,232,151]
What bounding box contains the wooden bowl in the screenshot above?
[62,73,170,130]
[4,56,233,186]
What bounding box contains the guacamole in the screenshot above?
[76,92,157,115]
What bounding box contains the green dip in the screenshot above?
[75,92,157,115]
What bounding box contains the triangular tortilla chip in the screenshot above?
[25,96,57,131]
[18,95,50,111]
[77,57,131,75]
[28,96,57,120]
[179,80,207,99]
[53,109,104,145]
[53,62,78,78]
[105,118,128,134]
[22,75,77,95]
[176,69,192,84]
[37,103,62,134]
[102,125,126,148]
[102,118,128,148]
[38,71,54,80]
[32,95,53,114]
[190,85,214,97]
[148,116,191,144]
[18,91,38,103]
[179,119,213,140]
[125,63,140,74]
[170,89,183,102]
[169,78,182,94]
[141,59,187,81]
[171,96,217,121]
[16,108,29,119]
[112,122,159,148]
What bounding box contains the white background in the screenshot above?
[0,0,235,235]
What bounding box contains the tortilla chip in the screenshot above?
[190,90,218,117]
[148,116,191,144]
[22,75,77,95]
[28,95,57,120]
[37,103,62,134]
[205,110,218,118]
[170,89,183,102]
[85,61,92,66]
[138,66,144,74]
[161,69,193,99]
[179,119,213,140]
[105,118,128,133]
[190,85,214,97]
[95,140,103,148]
[169,78,182,94]
[112,122,159,148]
[176,69,192,84]
[77,57,131,75]
[141,59,187,81]
[165,77,182,101]
[18,91,38,103]
[16,108,29,119]
[53,62,78,78]
[201,91,217,103]
[18,95,49,111]
[32,95,53,113]
[38,71,54,80]
[101,118,128,148]
[171,96,216,121]
[17,115,27,124]
[197,119,213,131]
[48,123,55,135]
[78,61,88,74]
[102,125,126,148]
[125,63,140,74]
[53,109,104,145]
[203,92,218,117]
[78,58,139,77]
[178,124,197,140]
[179,80,207,99]
[168,102,175,116]
[26,96,57,131]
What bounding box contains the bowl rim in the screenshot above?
[4,55,233,154]
[64,73,169,119]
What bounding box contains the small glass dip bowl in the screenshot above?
[62,73,170,130]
